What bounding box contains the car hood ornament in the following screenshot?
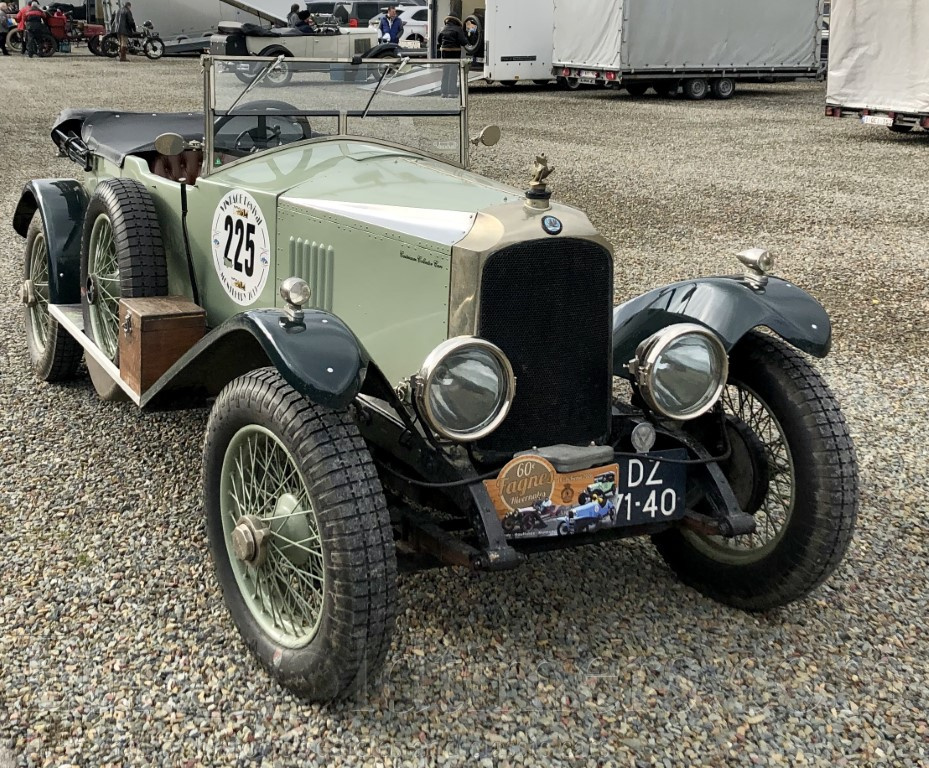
[525,153,554,211]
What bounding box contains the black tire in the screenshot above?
[87,34,102,56]
[565,77,581,90]
[557,521,571,536]
[710,77,735,100]
[7,29,23,53]
[888,125,914,133]
[100,32,118,57]
[577,492,591,506]
[624,83,648,97]
[500,80,518,87]
[463,13,483,57]
[203,368,398,700]
[652,332,858,611]
[22,212,82,382]
[682,77,708,100]
[80,179,167,364]
[34,31,56,57]
[143,37,164,59]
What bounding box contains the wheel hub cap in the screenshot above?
[20,279,37,307]
[232,515,269,566]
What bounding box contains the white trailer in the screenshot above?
[427,0,556,85]
[552,0,823,99]
[825,0,929,133]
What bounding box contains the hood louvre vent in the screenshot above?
[289,237,335,311]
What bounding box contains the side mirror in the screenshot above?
[154,132,185,157]
[470,125,501,147]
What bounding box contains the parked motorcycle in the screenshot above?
[101,19,164,60]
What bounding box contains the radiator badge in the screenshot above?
[541,215,562,235]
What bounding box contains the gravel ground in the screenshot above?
[2,52,928,767]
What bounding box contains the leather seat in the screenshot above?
[149,150,203,185]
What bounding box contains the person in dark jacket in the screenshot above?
[378,5,404,44]
[436,15,467,98]
[21,1,47,58]
[113,1,135,62]
[294,10,319,34]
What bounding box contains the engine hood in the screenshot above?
[215,139,522,245]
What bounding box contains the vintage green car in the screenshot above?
[13,55,858,701]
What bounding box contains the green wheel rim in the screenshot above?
[684,382,796,564]
[27,229,51,352]
[87,213,121,361]
[221,425,326,648]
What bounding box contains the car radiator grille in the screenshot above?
[476,237,613,455]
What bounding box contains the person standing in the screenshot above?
[21,1,47,58]
[378,5,404,44]
[436,15,467,98]
[0,3,10,55]
[287,3,300,27]
[112,1,135,62]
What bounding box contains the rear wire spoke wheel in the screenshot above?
[203,369,398,700]
[652,332,858,611]
[22,212,82,381]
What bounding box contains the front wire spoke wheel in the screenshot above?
[652,331,858,611]
[693,383,795,560]
[204,369,397,700]
[221,425,326,647]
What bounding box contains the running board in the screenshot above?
[49,304,141,406]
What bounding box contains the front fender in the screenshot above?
[12,179,87,304]
[612,276,831,375]
[142,308,373,410]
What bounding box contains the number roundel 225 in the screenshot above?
[210,190,272,306]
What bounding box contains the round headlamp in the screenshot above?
[415,337,515,442]
[630,324,728,420]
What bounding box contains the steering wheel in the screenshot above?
[234,124,284,152]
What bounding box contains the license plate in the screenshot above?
[580,78,596,85]
[861,115,893,126]
[484,450,687,539]
[581,70,598,79]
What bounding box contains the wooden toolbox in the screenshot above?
[118,296,206,395]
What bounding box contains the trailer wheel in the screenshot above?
[888,125,914,134]
[565,77,581,90]
[682,78,708,100]
[710,77,735,99]
[625,83,648,97]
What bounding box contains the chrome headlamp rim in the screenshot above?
[414,336,516,442]
[631,323,728,421]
